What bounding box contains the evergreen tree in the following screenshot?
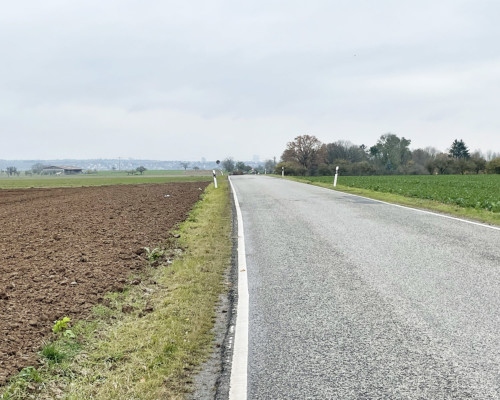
[448,139,470,159]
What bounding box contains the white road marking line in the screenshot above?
[228,177,249,400]
[293,178,500,232]
[372,197,500,231]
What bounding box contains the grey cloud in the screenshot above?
[1,0,499,159]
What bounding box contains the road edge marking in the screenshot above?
[276,177,500,232]
[338,190,500,231]
[228,177,249,400]
[371,197,500,231]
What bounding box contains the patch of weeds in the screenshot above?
[0,367,43,400]
[53,316,75,338]
[40,317,81,364]
[144,247,165,264]
[1,317,91,399]
[93,304,113,318]
[104,290,131,311]
[40,343,66,363]
[60,337,83,355]
[17,367,42,384]
[105,291,124,302]
[41,343,65,363]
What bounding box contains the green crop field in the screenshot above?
[0,172,213,189]
[302,175,500,212]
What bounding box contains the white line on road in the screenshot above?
[228,177,249,400]
[375,198,500,231]
[276,177,500,232]
[338,190,500,231]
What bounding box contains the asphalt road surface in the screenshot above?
[229,175,500,399]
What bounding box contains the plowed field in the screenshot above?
[0,182,209,384]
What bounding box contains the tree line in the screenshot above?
[0,164,149,176]
[275,134,500,176]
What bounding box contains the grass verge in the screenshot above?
[0,179,232,400]
[275,175,500,227]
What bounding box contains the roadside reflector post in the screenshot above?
[282,166,284,177]
[213,170,218,188]
[333,166,339,187]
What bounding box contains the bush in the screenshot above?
[335,160,353,175]
[487,158,500,174]
[317,164,333,176]
[351,161,376,176]
[275,162,307,176]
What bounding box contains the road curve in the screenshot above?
[229,175,500,399]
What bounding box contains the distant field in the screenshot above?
[94,169,201,176]
[303,175,500,212]
[0,171,213,189]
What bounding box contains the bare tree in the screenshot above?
[424,146,439,158]
[486,150,500,161]
[433,153,453,174]
[281,135,323,174]
[325,140,366,164]
[6,166,18,176]
[180,162,190,171]
[470,152,487,174]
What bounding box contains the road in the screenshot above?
[228,175,500,399]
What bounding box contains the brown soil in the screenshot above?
[0,182,209,385]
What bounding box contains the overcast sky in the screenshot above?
[1,0,499,161]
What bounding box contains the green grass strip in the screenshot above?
[0,178,232,400]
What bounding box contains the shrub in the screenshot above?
[487,158,500,174]
[351,161,376,176]
[275,162,307,176]
[317,164,333,176]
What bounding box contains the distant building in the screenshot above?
[42,165,83,175]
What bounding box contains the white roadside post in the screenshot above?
[213,170,218,188]
[333,166,339,187]
[282,166,284,177]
